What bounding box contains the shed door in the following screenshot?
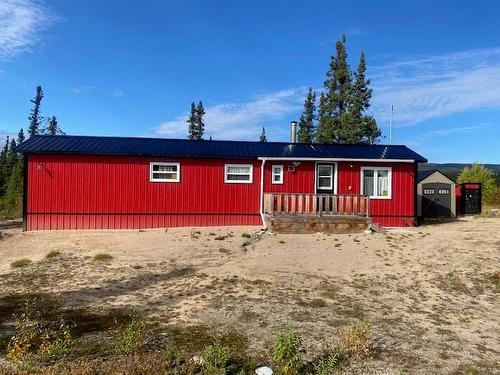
[463,187,481,214]
[422,183,452,218]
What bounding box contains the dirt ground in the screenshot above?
[0,216,499,374]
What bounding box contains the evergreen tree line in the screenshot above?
[298,35,381,144]
[186,36,380,144]
[0,85,65,217]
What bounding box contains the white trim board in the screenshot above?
[258,157,415,163]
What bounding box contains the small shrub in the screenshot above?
[11,258,31,268]
[46,250,61,259]
[337,321,371,359]
[272,329,303,375]
[201,341,233,375]
[114,318,147,355]
[313,350,341,375]
[241,233,251,239]
[93,253,113,262]
[215,235,228,241]
[7,299,74,363]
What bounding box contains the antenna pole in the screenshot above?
[389,104,394,144]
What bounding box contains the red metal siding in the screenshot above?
[336,162,416,227]
[262,160,416,227]
[26,154,262,230]
[264,162,315,193]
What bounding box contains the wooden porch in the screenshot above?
[263,193,371,233]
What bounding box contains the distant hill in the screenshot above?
[419,163,500,182]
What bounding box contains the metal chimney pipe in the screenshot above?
[290,121,298,143]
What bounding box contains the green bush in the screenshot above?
[201,341,234,375]
[114,318,147,355]
[271,329,303,375]
[457,164,499,205]
[313,350,341,375]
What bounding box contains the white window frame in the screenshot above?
[149,162,180,182]
[224,164,253,184]
[360,166,392,199]
[315,162,337,193]
[271,165,284,184]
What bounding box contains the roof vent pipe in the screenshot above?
[290,121,298,143]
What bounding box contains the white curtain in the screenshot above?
[377,170,389,196]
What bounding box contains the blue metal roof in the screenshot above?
[17,135,427,162]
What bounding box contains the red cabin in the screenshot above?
[18,135,427,230]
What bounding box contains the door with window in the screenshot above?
[316,163,336,194]
[422,183,452,218]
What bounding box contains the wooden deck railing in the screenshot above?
[263,193,369,217]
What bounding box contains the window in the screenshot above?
[438,189,450,195]
[150,162,180,182]
[423,188,435,195]
[272,165,284,184]
[224,164,253,183]
[361,167,392,199]
[317,164,334,190]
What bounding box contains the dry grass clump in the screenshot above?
[92,253,113,262]
[10,259,31,268]
[45,251,61,259]
[336,320,372,359]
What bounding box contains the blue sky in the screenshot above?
[0,0,499,163]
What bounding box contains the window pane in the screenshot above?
[318,166,331,176]
[377,170,389,196]
[318,177,331,188]
[227,174,250,181]
[228,166,250,174]
[273,167,281,174]
[363,170,374,196]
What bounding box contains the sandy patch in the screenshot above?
[0,217,499,373]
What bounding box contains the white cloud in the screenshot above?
[155,88,305,140]
[424,124,490,137]
[0,0,54,59]
[111,89,123,97]
[71,85,95,94]
[369,48,500,126]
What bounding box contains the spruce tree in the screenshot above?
[17,129,25,145]
[187,102,197,140]
[44,116,65,135]
[317,36,352,143]
[0,137,10,197]
[297,88,316,143]
[315,93,334,143]
[316,36,380,144]
[195,101,205,140]
[259,127,267,142]
[351,52,381,144]
[28,86,44,137]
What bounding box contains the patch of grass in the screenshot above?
[215,235,228,241]
[241,233,251,239]
[10,258,31,268]
[336,320,372,359]
[272,329,303,375]
[113,318,147,355]
[45,251,61,259]
[240,308,260,322]
[218,248,231,255]
[297,298,328,308]
[201,341,234,375]
[92,253,113,262]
